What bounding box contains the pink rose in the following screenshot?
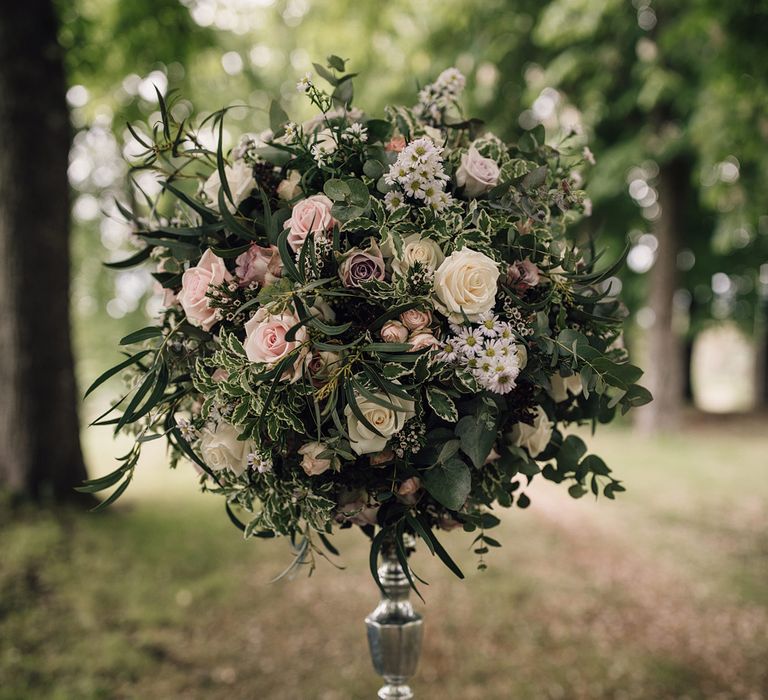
[507,258,540,292]
[408,331,440,352]
[243,307,308,382]
[456,146,500,198]
[400,308,432,331]
[385,135,406,153]
[212,368,229,383]
[235,244,282,287]
[380,320,409,344]
[339,241,385,288]
[285,194,336,251]
[177,249,232,331]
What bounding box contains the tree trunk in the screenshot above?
[635,157,688,432]
[0,1,88,502]
[754,293,768,409]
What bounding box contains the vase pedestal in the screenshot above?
[365,549,424,699]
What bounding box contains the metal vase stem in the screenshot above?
[364,543,424,699]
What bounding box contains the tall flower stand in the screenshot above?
[365,546,424,699]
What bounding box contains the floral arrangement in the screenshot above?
[84,57,650,586]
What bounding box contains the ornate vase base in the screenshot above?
[365,545,424,699]
[377,683,414,699]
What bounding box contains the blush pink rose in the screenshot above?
[380,320,409,344]
[408,331,440,352]
[285,194,336,251]
[385,135,406,153]
[400,308,432,331]
[243,307,309,382]
[177,249,232,331]
[235,243,282,287]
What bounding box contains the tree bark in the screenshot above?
[0,1,88,501]
[635,157,688,432]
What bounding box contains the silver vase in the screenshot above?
[365,544,424,699]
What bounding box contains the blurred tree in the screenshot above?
[525,0,768,428]
[0,0,88,501]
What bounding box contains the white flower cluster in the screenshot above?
[247,451,273,474]
[384,137,453,213]
[296,72,313,94]
[415,67,466,123]
[341,122,368,142]
[437,313,522,395]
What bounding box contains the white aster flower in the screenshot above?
[436,339,459,363]
[486,370,517,394]
[477,311,500,337]
[456,327,484,355]
[384,191,405,212]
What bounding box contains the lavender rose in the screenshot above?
[235,243,282,287]
[339,241,385,288]
[507,258,540,292]
[456,145,500,198]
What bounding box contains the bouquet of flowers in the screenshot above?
[85,57,650,586]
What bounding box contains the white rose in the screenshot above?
[434,247,500,322]
[456,146,500,198]
[344,390,415,456]
[508,406,553,458]
[391,234,445,277]
[203,161,256,212]
[547,372,583,403]
[298,441,334,476]
[277,170,302,201]
[516,343,528,370]
[198,421,255,476]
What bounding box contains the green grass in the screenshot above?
[2,420,767,699]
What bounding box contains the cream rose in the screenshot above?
[285,194,336,251]
[177,249,232,331]
[508,406,554,458]
[434,248,500,322]
[390,234,445,277]
[203,161,256,212]
[277,170,302,201]
[547,372,583,403]
[344,390,416,455]
[198,421,255,476]
[243,307,308,382]
[456,146,500,198]
[298,441,334,476]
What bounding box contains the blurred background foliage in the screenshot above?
[60,0,768,423]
